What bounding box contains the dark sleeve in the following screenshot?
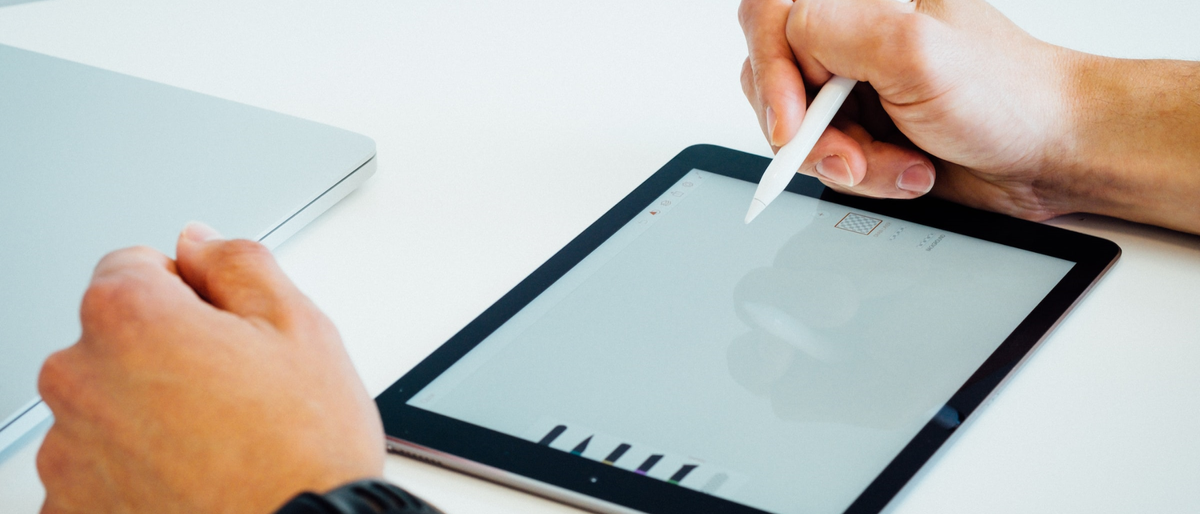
[276,480,444,514]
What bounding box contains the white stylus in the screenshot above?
[744,75,857,224]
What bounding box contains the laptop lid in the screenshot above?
[0,44,376,449]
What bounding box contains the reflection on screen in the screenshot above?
[409,170,1074,514]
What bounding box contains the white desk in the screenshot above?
[2,1,1198,512]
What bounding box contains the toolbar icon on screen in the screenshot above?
[835,212,882,235]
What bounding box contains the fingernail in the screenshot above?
[182,221,223,243]
[815,155,855,187]
[897,164,934,193]
[766,106,778,147]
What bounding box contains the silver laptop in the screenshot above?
[0,44,377,451]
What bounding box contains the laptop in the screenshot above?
[0,44,377,452]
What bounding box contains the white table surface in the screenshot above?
[2,0,1199,512]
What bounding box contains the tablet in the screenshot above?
[375,145,1120,514]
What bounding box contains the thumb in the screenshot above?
[175,222,307,326]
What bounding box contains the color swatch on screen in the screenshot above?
[570,436,592,455]
[537,425,567,446]
[635,454,663,475]
[669,464,697,484]
[603,443,631,465]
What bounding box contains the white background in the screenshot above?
[1,0,1198,513]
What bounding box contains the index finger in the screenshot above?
[739,0,808,147]
[81,246,198,337]
[91,245,178,283]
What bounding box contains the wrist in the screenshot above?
[1027,49,1123,220]
[1052,51,1200,232]
[1054,52,1143,219]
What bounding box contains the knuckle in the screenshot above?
[87,246,163,304]
[791,0,821,38]
[222,238,270,256]
[736,0,756,29]
[79,280,116,322]
[37,351,75,408]
[94,245,161,274]
[740,58,755,97]
[750,64,773,93]
[35,427,68,482]
[125,244,164,260]
[207,239,275,286]
[791,1,837,63]
[291,309,336,346]
[888,15,938,75]
[213,239,272,270]
[80,275,150,329]
[271,291,323,334]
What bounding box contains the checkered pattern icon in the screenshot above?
[835,213,882,235]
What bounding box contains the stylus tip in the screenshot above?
[745,199,767,224]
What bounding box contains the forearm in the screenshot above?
[1060,54,1200,233]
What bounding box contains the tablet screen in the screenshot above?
[407,169,1074,514]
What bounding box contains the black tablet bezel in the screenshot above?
[376,144,1120,514]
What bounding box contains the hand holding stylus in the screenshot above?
[740,0,1200,236]
[739,0,1075,222]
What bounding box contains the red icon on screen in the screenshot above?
[650,210,659,215]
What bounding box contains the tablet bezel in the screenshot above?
[376,144,1120,514]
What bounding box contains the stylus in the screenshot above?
[744,75,857,224]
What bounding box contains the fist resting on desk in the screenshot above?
[35,223,385,514]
